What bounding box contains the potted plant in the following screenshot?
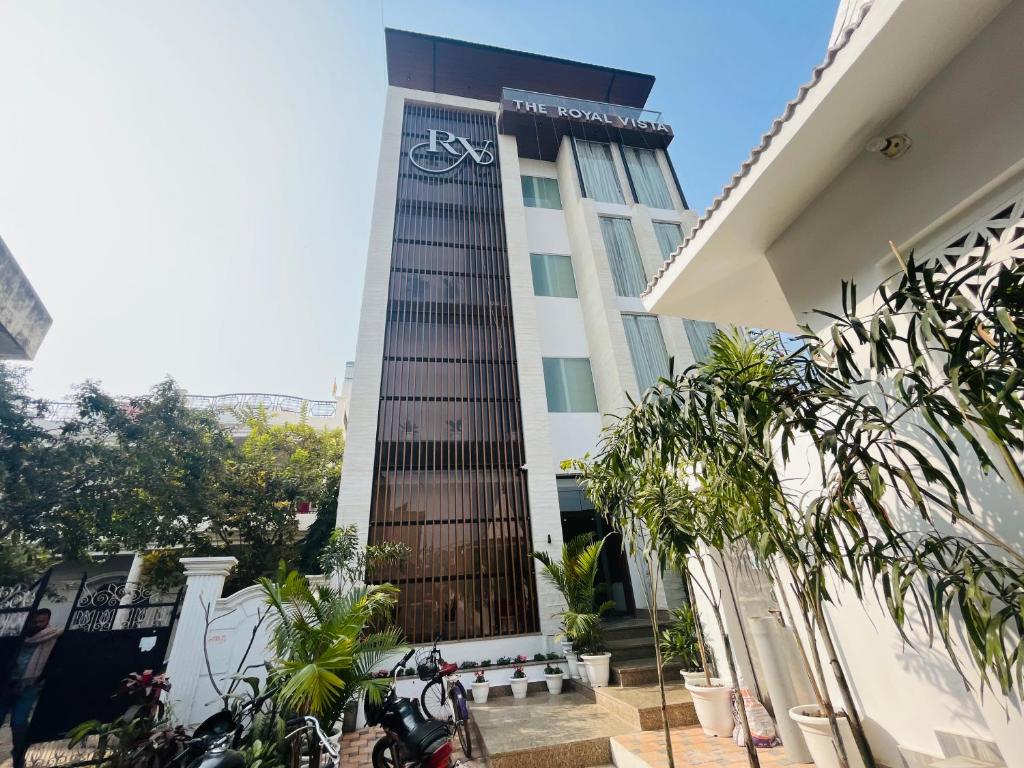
[510,666,529,699]
[471,671,490,703]
[496,656,512,666]
[543,664,564,695]
[659,604,715,687]
[579,639,611,688]
[532,534,615,687]
[480,659,492,668]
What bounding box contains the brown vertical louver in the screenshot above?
[368,103,540,643]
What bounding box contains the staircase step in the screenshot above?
[566,678,697,731]
[610,658,683,687]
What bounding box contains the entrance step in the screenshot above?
[470,691,636,768]
[610,657,683,688]
[566,678,697,731]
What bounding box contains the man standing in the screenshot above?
[1,609,60,768]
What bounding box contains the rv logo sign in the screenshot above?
[409,129,495,173]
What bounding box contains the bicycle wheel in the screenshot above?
[371,738,400,768]
[450,684,473,758]
[420,678,448,721]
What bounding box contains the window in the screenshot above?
[599,217,647,296]
[530,253,577,298]
[622,147,674,209]
[522,176,562,209]
[542,358,599,412]
[653,222,683,260]
[576,140,624,204]
[684,319,718,364]
[622,314,671,392]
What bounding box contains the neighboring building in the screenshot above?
[337,30,714,652]
[643,0,1024,764]
[0,235,51,360]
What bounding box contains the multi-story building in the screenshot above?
[0,234,51,360]
[337,30,715,654]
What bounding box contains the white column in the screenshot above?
[164,556,236,726]
[113,551,146,630]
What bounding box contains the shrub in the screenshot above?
[533,653,546,662]
[511,666,526,679]
[543,664,562,675]
[460,661,478,670]
[474,671,487,684]
[545,652,560,660]
[497,656,512,665]
[480,659,492,667]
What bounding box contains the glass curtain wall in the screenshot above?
[600,217,647,296]
[521,176,562,209]
[530,253,577,297]
[623,147,674,209]
[622,314,671,392]
[684,319,718,364]
[653,221,683,260]
[542,358,599,412]
[576,140,624,204]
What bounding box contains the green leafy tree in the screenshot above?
[209,406,344,587]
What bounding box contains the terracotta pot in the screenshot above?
[685,682,734,737]
[789,706,865,768]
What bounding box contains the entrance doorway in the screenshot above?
[557,477,635,618]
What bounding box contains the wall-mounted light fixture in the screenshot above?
[866,134,912,159]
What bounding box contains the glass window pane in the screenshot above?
[530,253,577,298]
[622,314,671,392]
[599,217,647,297]
[623,147,674,209]
[653,222,683,260]
[522,176,562,209]
[542,358,598,412]
[684,319,718,364]
[576,140,624,204]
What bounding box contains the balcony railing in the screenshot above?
[501,87,662,124]
[40,393,337,422]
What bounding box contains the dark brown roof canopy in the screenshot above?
[385,28,656,108]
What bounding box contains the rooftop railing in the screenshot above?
[40,393,337,422]
[502,87,662,124]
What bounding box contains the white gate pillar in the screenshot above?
[165,556,236,725]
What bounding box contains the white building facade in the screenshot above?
[643,0,1024,765]
[337,31,710,651]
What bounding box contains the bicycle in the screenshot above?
[416,638,473,759]
[285,715,341,768]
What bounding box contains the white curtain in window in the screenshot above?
[653,222,683,260]
[623,147,674,209]
[600,217,647,296]
[684,319,718,364]
[522,176,562,209]
[530,253,577,297]
[576,140,624,204]
[542,358,599,412]
[622,314,671,392]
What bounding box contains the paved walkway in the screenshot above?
[612,726,794,768]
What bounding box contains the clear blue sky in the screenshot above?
[0,0,835,400]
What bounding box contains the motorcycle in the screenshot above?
[364,648,456,768]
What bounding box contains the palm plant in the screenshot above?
[531,534,615,654]
[659,604,712,674]
[259,566,404,726]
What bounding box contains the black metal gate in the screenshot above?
[27,577,182,743]
[0,573,51,684]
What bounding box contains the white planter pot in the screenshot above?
[472,682,490,703]
[789,706,865,768]
[562,642,581,680]
[510,678,529,699]
[681,670,718,687]
[685,682,734,737]
[545,673,564,694]
[580,653,611,688]
[577,655,589,683]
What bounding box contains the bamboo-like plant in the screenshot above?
[259,566,404,726]
[532,534,615,654]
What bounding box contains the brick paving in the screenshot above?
[613,726,795,768]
